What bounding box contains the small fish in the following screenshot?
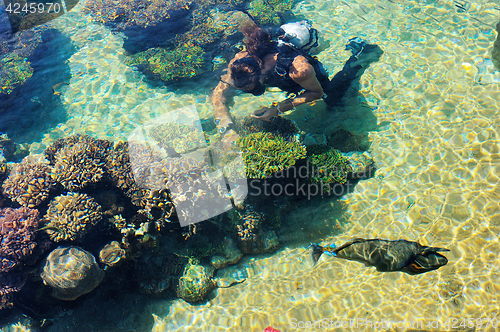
[36,225,63,233]
[309,238,449,275]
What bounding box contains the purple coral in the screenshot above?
[0,207,49,310]
[0,207,42,272]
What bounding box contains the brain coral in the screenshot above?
[2,155,55,208]
[0,207,45,273]
[40,246,104,300]
[46,135,110,191]
[43,192,102,242]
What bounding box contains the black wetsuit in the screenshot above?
[263,45,366,106]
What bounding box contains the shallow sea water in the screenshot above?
[1,0,500,331]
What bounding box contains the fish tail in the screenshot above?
[310,243,325,265]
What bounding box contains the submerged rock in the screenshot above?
[210,237,243,269]
[177,259,215,303]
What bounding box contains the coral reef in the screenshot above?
[104,141,145,206]
[162,155,231,225]
[99,241,129,267]
[40,246,105,300]
[237,132,307,178]
[247,0,293,25]
[46,134,110,191]
[210,236,243,269]
[126,43,209,82]
[0,207,48,310]
[83,0,190,30]
[148,122,207,155]
[2,155,55,208]
[0,55,33,95]
[305,145,352,186]
[0,133,30,162]
[240,116,299,140]
[42,192,102,242]
[493,21,500,71]
[134,248,183,294]
[0,270,26,310]
[0,207,46,273]
[176,258,215,302]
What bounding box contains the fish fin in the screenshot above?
[422,246,450,254]
[310,244,324,265]
[332,237,367,254]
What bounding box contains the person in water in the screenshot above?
[210,21,383,145]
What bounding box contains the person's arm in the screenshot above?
[253,55,323,120]
[210,51,249,130]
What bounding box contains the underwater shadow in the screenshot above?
[0,28,76,146]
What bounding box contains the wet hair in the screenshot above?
[241,24,275,59]
[230,56,262,89]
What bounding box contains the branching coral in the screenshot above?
[0,55,33,95]
[162,155,231,224]
[47,135,110,191]
[247,0,293,25]
[2,155,55,208]
[83,0,190,30]
[126,43,209,82]
[0,207,45,273]
[43,192,102,242]
[148,123,207,155]
[105,141,146,206]
[237,132,306,179]
[305,145,352,186]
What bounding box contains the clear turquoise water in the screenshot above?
[1,0,500,331]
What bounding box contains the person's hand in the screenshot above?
[251,106,279,122]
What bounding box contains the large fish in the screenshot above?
[310,238,449,275]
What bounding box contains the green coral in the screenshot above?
[0,55,33,94]
[247,0,294,25]
[237,132,306,179]
[126,43,208,82]
[305,145,352,186]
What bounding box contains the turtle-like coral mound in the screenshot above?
[126,43,208,82]
[2,155,55,208]
[176,258,215,302]
[237,132,307,178]
[0,207,44,273]
[46,135,110,191]
[305,145,353,186]
[40,246,104,300]
[43,193,102,242]
[492,21,500,71]
[0,55,33,95]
